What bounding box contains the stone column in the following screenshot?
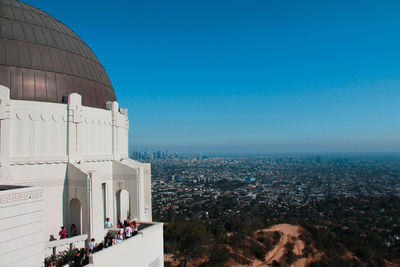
[87,171,94,240]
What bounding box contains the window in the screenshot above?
[102,183,107,221]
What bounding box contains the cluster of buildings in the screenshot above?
[151,156,400,220]
[131,150,206,161]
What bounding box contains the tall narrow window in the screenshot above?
[101,183,107,221]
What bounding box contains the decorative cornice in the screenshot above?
[14,180,65,188]
[12,179,87,188]
[10,159,68,166]
[0,189,43,204]
[11,176,137,189]
[13,112,67,122]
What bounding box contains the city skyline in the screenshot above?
[25,0,400,153]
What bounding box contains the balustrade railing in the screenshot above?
[44,234,88,256]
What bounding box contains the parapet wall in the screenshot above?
[89,223,164,267]
[0,85,129,167]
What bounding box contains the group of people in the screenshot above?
[47,217,140,266]
[104,216,140,239]
[72,248,91,266]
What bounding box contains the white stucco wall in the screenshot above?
[0,186,44,267]
[81,106,112,159]
[116,159,152,222]
[116,110,129,159]
[0,87,160,266]
[112,159,153,222]
[9,164,68,241]
[89,223,164,267]
[9,100,68,164]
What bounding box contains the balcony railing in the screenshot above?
[44,234,88,257]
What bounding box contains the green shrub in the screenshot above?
[44,248,77,267]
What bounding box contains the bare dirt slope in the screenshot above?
[254,224,319,267]
[165,224,322,267]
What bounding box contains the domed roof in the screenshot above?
[0,0,116,108]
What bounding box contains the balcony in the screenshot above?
[89,222,164,267]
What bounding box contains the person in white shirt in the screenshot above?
[88,238,96,252]
[104,217,113,228]
[117,216,124,228]
[124,225,133,238]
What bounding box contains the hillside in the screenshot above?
[223,224,323,267]
[165,223,324,267]
[165,221,400,267]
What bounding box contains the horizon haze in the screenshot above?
[25,0,400,154]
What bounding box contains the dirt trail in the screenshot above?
[255,224,307,267]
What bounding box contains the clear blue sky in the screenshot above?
[26,0,400,153]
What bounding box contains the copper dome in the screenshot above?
[0,0,116,108]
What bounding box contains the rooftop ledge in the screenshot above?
[0,185,29,191]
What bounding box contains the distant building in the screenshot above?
[245,177,257,182]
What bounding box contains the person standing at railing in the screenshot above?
[79,248,88,266]
[131,221,140,235]
[73,249,82,267]
[88,238,96,252]
[70,224,77,237]
[117,216,124,228]
[104,217,113,228]
[59,226,68,239]
[81,248,90,266]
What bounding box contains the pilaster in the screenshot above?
[119,108,129,159]
[137,166,146,220]
[106,101,119,160]
[67,93,82,163]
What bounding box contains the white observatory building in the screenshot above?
[0,0,163,266]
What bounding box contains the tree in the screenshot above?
[213,223,228,244]
[207,244,230,265]
[273,231,282,245]
[284,242,296,265]
[271,260,281,267]
[250,240,267,261]
[230,231,246,260]
[164,220,211,267]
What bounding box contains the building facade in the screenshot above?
[0,0,163,266]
